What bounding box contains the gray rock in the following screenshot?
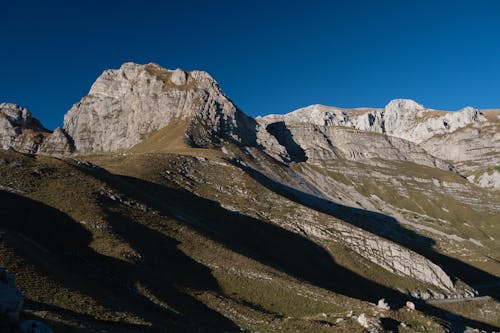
[0,103,48,154]
[0,104,74,155]
[170,68,188,85]
[63,62,262,153]
[258,99,499,188]
[38,128,75,155]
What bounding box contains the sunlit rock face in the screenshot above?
[259,99,499,188]
[63,62,268,153]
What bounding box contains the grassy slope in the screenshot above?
[0,138,498,332]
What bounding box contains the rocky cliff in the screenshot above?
[63,62,279,154]
[259,99,500,188]
[0,103,74,155]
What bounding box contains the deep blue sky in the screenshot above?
[1,0,499,129]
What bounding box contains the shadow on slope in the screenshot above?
[99,173,402,304]
[82,167,500,332]
[265,121,307,162]
[66,154,500,332]
[0,190,239,332]
[231,160,500,298]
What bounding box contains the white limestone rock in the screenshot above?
[0,103,48,154]
[477,171,500,189]
[357,313,369,328]
[259,99,499,188]
[406,301,415,311]
[377,298,390,310]
[63,62,261,153]
[170,68,188,85]
[0,104,74,155]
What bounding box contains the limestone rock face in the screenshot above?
[259,100,499,188]
[38,128,75,155]
[63,62,262,153]
[265,122,454,170]
[0,104,74,155]
[0,103,48,153]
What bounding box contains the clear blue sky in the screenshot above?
[1,0,499,130]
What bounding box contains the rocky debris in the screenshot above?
[406,301,415,311]
[356,313,381,332]
[19,320,54,333]
[63,62,263,153]
[357,313,369,328]
[377,298,390,310]
[0,268,23,322]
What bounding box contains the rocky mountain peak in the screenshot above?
[63,62,259,153]
[0,103,47,132]
[384,99,425,114]
[0,103,73,155]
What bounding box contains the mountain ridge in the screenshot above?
[0,62,499,332]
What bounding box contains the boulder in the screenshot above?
[377,298,390,310]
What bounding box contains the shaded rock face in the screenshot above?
[0,104,74,155]
[63,62,262,153]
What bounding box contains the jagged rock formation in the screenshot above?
[259,100,500,188]
[0,103,74,155]
[0,103,48,154]
[63,63,274,153]
[259,120,455,170]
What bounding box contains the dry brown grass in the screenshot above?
[481,109,500,123]
[144,63,196,92]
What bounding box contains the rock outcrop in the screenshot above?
[63,62,265,153]
[0,103,48,154]
[259,100,500,187]
[259,120,455,170]
[0,103,74,155]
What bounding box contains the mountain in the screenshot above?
[0,103,74,155]
[0,62,499,333]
